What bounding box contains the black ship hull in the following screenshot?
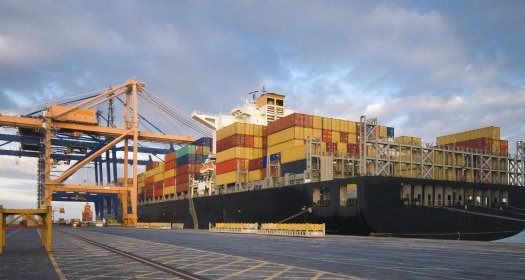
[138,176,525,241]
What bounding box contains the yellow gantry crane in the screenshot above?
[0,80,196,252]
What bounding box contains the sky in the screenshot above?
[1,0,524,211]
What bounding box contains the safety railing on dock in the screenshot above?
[209,222,325,237]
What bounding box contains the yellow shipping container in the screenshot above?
[303,127,313,139]
[348,133,358,144]
[395,136,422,146]
[332,131,340,143]
[253,124,264,137]
[268,126,304,146]
[337,142,347,155]
[248,169,263,181]
[254,136,263,148]
[379,126,387,138]
[216,147,262,162]
[323,117,332,130]
[217,122,247,140]
[281,144,307,164]
[216,170,247,186]
[436,126,500,146]
[164,169,176,178]
[267,139,305,155]
[164,185,175,195]
[313,129,322,139]
[154,173,164,182]
[347,121,356,134]
[492,139,500,154]
[145,165,164,177]
[313,115,323,129]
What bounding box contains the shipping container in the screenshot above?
[164,151,177,162]
[387,127,395,138]
[347,143,359,157]
[191,137,212,147]
[176,164,198,174]
[146,161,161,171]
[500,140,509,155]
[165,160,176,170]
[267,139,305,155]
[216,158,248,174]
[436,126,500,146]
[281,144,307,164]
[281,159,307,175]
[176,173,190,184]
[164,169,176,178]
[322,129,332,142]
[176,154,208,166]
[217,122,255,140]
[313,115,323,129]
[248,158,263,171]
[154,188,163,197]
[216,170,247,186]
[216,147,263,162]
[146,176,154,185]
[177,181,189,193]
[267,113,310,134]
[164,176,175,187]
[176,145,196,158]
[395,136,422,146]
[153,173,164,183]
[268,126,304,146]
[163,185,175,195]
[248,169,263,181]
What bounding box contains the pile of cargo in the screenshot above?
[143,161,164,200]
[436,126,508,156]
[215,123,266,185]
[175,137,212,193]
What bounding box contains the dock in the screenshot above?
[1,227,524,279]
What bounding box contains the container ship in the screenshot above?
[136,92,525,241]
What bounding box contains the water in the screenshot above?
[495,230,525,243]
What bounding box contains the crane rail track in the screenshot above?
[56,229,206,280]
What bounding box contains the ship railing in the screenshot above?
[208,222,325,237]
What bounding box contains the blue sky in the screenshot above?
[1,1,524,209]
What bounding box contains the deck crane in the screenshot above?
[0,79,198,227]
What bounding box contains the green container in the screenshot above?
[176,145,196,158]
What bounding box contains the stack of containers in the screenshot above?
[163,151,177,196]
[436,126,508,155]
[321,116,361,157]
[176,137,212,193]
[144,161,163,200]
[216,123,266,185]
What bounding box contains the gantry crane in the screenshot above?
[0,79,197,226]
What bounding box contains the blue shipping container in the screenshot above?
[281,159,307,176]
[192,137,212,147]
[387,127,395,138]
[176,154,208,166]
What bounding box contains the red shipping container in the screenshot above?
[248,158,263,171]
[176,173,190,184]
[347,143,359,156]
[500,140,509,155]
[164,176,175,187]
[326,142,337,155]
[340,132,349,143]
[164,151,177,162]
[244,135,254,147]
[177,181,189,193]
[146,176,154,185]
[154,188,163,197]
[304,114,313,128]
[262,126,268,137]
[322,130,332,143]
[267,113,307,134]
[217,134,244,152]
[154,181,164,189]
[146,161,161,171]
[216,158,247,174]
[177,164,197,174]
[145,189,153,199]
[165,160,176,170]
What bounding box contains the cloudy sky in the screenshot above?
[1,1,524,210]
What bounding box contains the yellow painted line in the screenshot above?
[37,229,67,280]
[265,266,293,280]
[218,261,268,280]
[311,271,323,280]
